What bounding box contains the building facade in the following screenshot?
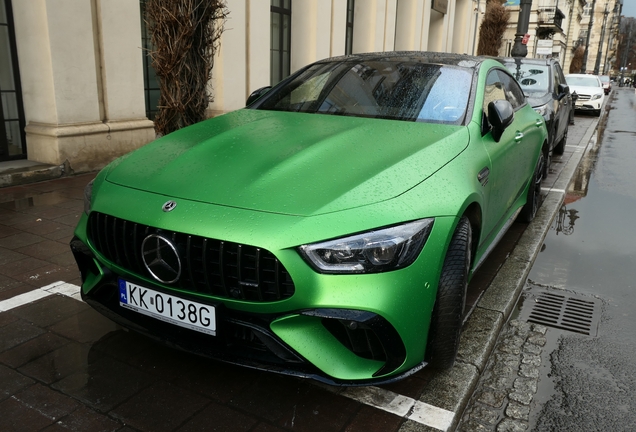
[0,0,488,173]
[501,0,622,76]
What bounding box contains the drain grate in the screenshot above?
[518,289,601,336]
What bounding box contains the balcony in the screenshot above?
[538,7,565,31]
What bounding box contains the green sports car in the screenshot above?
[71,52,548,385]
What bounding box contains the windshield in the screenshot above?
[254,60,473,124]
[599,76,610,83]
[503,63,549,94]
[566,76,601,87]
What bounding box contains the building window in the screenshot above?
[0,0,26,160]
[140,1,160,120]
[583,3,591,17]
[345,0,355,55]
[271,0,291,86]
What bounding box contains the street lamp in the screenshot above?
[511,0,533,57]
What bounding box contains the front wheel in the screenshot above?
[425,216,472,369]
[519,151,545,223]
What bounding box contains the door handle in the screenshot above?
[535,119,543,127]
[515,132,524,142]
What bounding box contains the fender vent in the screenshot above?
[518,289,601,336]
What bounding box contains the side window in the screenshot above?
[483,70,506,114]
[497,70,525,110]
[554,63,566,93]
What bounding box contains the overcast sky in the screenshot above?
[623,0,636,18]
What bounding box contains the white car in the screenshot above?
[565,74,604,116]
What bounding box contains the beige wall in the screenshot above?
[211,0,479,115]
[12,0,153,173]
[10,0,480,170]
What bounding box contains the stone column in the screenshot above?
[12,0,154,173]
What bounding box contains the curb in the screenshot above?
[0,163,65,188]
[399,112,601,432]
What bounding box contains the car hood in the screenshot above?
[105,110,468,216]
[568,85,603,97]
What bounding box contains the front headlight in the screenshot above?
[299,218,434,274]
[83,179,95,214]
[591,93,602,100]
[533,103,549,117]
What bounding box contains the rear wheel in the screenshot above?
[426,216,471,369]
[519,151,545,223]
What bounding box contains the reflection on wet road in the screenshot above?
[527,88,636,430]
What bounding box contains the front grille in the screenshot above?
[87,212,295,302]
[576,94,591,101]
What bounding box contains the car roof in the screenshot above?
[315,51,486,69]
[496,56,558,67]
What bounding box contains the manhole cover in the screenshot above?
[518,288,601,336]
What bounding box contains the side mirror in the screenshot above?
[557,83,570,101]
[488,100,514,142]
[246,86,272,106]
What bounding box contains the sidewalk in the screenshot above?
[0,173,90,301]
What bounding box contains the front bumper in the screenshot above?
[70,207,455,384]
[574,97,602,111]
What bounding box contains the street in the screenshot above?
[0,101,602,431]
[460,87,636,431]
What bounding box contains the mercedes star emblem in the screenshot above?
[162,200,177,212]
[141,234,181,284]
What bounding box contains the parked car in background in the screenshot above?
[599,75,612,94]
[71,52,547,385]
[500,57,573,170]
[566,74,605,116]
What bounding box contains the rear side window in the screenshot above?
[483,69,526,112]
[497,70,526,109]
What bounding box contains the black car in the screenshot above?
[499,57,573,173]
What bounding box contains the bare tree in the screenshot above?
[570,45,585,74]
[477,0,510,56]
[146,0,228,136]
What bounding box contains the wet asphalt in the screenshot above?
[0,104,599,431]
[461,87,636,431]
[528,87,636,430]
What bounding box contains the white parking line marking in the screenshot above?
[0,289,52,312]
[318,384,454,431]
[2,283,455,429]
[0,281,81,312]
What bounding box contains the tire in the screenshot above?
[542,145,552,178]
[553,126,567,155]
[425,216,471,369]
[519,151,545,223]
